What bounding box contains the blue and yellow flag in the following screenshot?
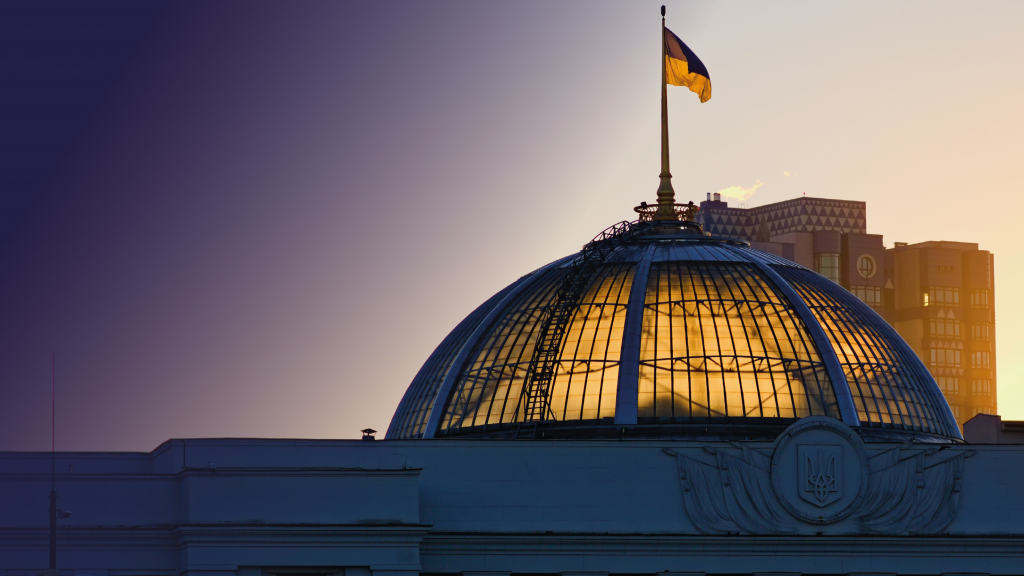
[665,28,711,103]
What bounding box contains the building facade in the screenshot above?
[886,241,997,426]
[2,430,1023,576]
[697,195,996,428]
[4,212,1017,575]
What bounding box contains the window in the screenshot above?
[815,253,840,283]
[971,351,990,368]
[971,379,991,394]
[850,285,881,306]
[930,348,961,367]
[970,290,990,308]
[951,405,961,420]
[929,319,961,338]
[856,255,876,278]
[936,376,960,394]
[971,323,991,340]
[924,286,959,307]
[973,407,992,416]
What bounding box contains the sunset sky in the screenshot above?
[1,0,1022,452]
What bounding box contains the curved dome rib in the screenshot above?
[385,278,523,439]
[612,243,657,425]
[775,266,961,438]
[630,260,838,423]
[730,244,860,427]
[438,263,634,435]
[419,256,573,439]
[518,220,645,424]
[386,222,962,442]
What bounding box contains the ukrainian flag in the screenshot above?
[665,28,711,103]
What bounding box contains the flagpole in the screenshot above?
[655,5,676,221]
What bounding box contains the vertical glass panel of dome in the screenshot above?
[549,263,634,421]
[440,264,635,435]
[386,279,523,439]
[637,263,838,422]
[439,269,565,434]
[777,267,958,437]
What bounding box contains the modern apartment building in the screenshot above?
[886,241,997,425]
[698,194,996,428]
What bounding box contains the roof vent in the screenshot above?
[361,428,377,441]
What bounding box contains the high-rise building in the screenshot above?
[886,241,997,426]
[698,194,996,428]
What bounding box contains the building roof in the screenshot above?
[698,195,867,241]
[890,240,982,252]
[387,220,960,441]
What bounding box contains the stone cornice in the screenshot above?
[0,526,176,551]
[2,524,432,551]
[177,466,422,478]
[173,523,432,546]
[0,467,422,481]
[421,532,1024,557]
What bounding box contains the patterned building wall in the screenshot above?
[699,197,866,241]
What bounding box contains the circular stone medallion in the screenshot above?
[770,416,868,525]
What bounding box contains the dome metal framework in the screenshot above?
[387,219,961,442]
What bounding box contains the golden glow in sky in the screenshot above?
[1,1,1021,451]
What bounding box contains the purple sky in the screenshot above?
[2,1,1022,452]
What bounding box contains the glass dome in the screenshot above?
[387,220,960,442]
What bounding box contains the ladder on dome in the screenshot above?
[516,220,650,430]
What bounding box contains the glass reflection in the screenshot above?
[387,281,521,439]
[441,263,634,433]
[637,263,837,421]
[778,267,953,436]
[550,264,633,421]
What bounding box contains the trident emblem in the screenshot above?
[798,445,842,507]
[807,451,836,502]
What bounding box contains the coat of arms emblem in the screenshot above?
[665,417,973,533]
[798,444,842,507]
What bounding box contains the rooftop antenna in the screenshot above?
[38,353,61,576]
[48,352,57,571]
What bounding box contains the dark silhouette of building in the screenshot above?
[698,194,995,429]
[964,413,1023,443]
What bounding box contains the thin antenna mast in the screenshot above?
[52,352,55,486]
[49,352,57,570]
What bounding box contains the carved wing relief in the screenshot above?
[855,444,970,534]
[663,443,973,535]
[665,446,795,534]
